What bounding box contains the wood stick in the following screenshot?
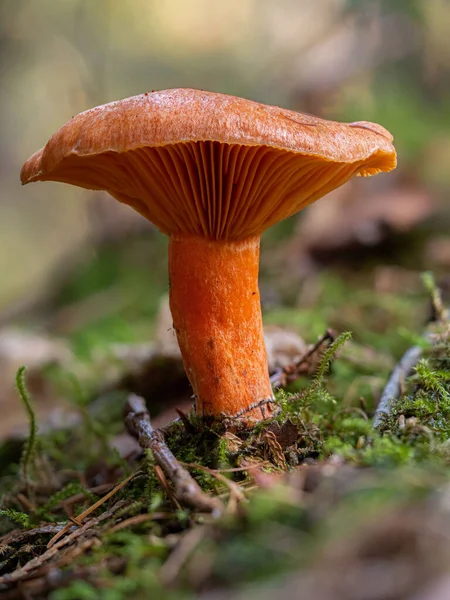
[124,395,223,515]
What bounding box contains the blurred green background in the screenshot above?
[1,0,450,324]
[2,4,450,593]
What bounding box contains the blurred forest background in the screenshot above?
[2,0,450,309]
[2,3,450,598]
[1,0,450,419]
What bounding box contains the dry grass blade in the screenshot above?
[154,464,183,510]
[180,462,246,505]
[105,512,172,535]
[160,525,208,586]
[56,483,114,512]
[15,494,36,512]
[181,461,271,474]
[47,470,140,549]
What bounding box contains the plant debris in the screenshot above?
[124,394,223,515]
[270,328,335,388]
[0,271,449,599]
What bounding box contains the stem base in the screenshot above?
[168,235,274,422]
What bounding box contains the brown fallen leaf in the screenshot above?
[264,325,307,372]
[285,176,435,270]
[426,237,450,268]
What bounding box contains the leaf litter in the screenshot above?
[0,272,449,599]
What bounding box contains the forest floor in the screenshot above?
[0,228,449,600]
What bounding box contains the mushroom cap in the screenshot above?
[21,88,396,240]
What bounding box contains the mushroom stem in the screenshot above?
[168,234,274,422]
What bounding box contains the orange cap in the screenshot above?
[21,88,396,241]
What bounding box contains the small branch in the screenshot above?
[124,395,223,515]
[0,524,76,547]
[373,344,423,429]
[0,501,126,586]
[374,280,449,429]
[270,329,336,389]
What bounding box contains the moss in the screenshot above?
[1,258,450,597]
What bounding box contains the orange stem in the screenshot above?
[168,234,274,422]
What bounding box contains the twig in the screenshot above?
[124,394,223,515]
[0,556,127,600]
[373,345,424,428]
[374,277,449,428]
[373,323,449,428]
[270,329,335,389]
[0,524,76,547]
[0,501,126,586]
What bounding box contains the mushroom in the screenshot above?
[21,88,396,424]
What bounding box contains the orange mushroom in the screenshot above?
[21,88,396,424]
